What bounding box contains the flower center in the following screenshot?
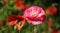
[16,18,24,25]
[17,18,24,22]
[30,11,38,16]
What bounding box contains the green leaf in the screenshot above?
[9,0,15,5]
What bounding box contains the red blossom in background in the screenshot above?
[24,6,46,25]
[3,0,9,3]
[46,6,57,15]
[14,0,29,10]
[7,14,25,30]
[0,21,4,26]
[47,19,54,27]
[52,30,58,33]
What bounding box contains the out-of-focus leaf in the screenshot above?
[9,0,15,5]
[0,2,4,9]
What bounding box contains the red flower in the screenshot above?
[46,6,57,15]
[7,14,25,30]
[47,18,54,27]
[52,30,58,33]
[14,0,28,10]
[3,0,9,3]
[0,21,4,26]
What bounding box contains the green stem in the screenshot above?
[34,26,37,33]
[19,30,20,33]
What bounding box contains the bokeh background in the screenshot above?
[0,0,60,33]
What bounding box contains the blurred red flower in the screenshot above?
[0,21,4,26]
[47,20,54,27]
[46,6,57,15]
[52,30,58,33]
[14,0,28,10]
[47,18,54,27]
[7,14,25,30]
[3,0,9,3]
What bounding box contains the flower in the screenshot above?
[52,30,58,33]
[3,0,9,3]
[24,6,46,25]
[47,18,54,27]
[46,6,57,15]
[14,0,28,10]
[7,14,25,30]
[0,21,4,26]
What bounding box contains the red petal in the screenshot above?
[8,20,17,26]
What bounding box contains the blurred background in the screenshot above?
[0,0,60,33]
